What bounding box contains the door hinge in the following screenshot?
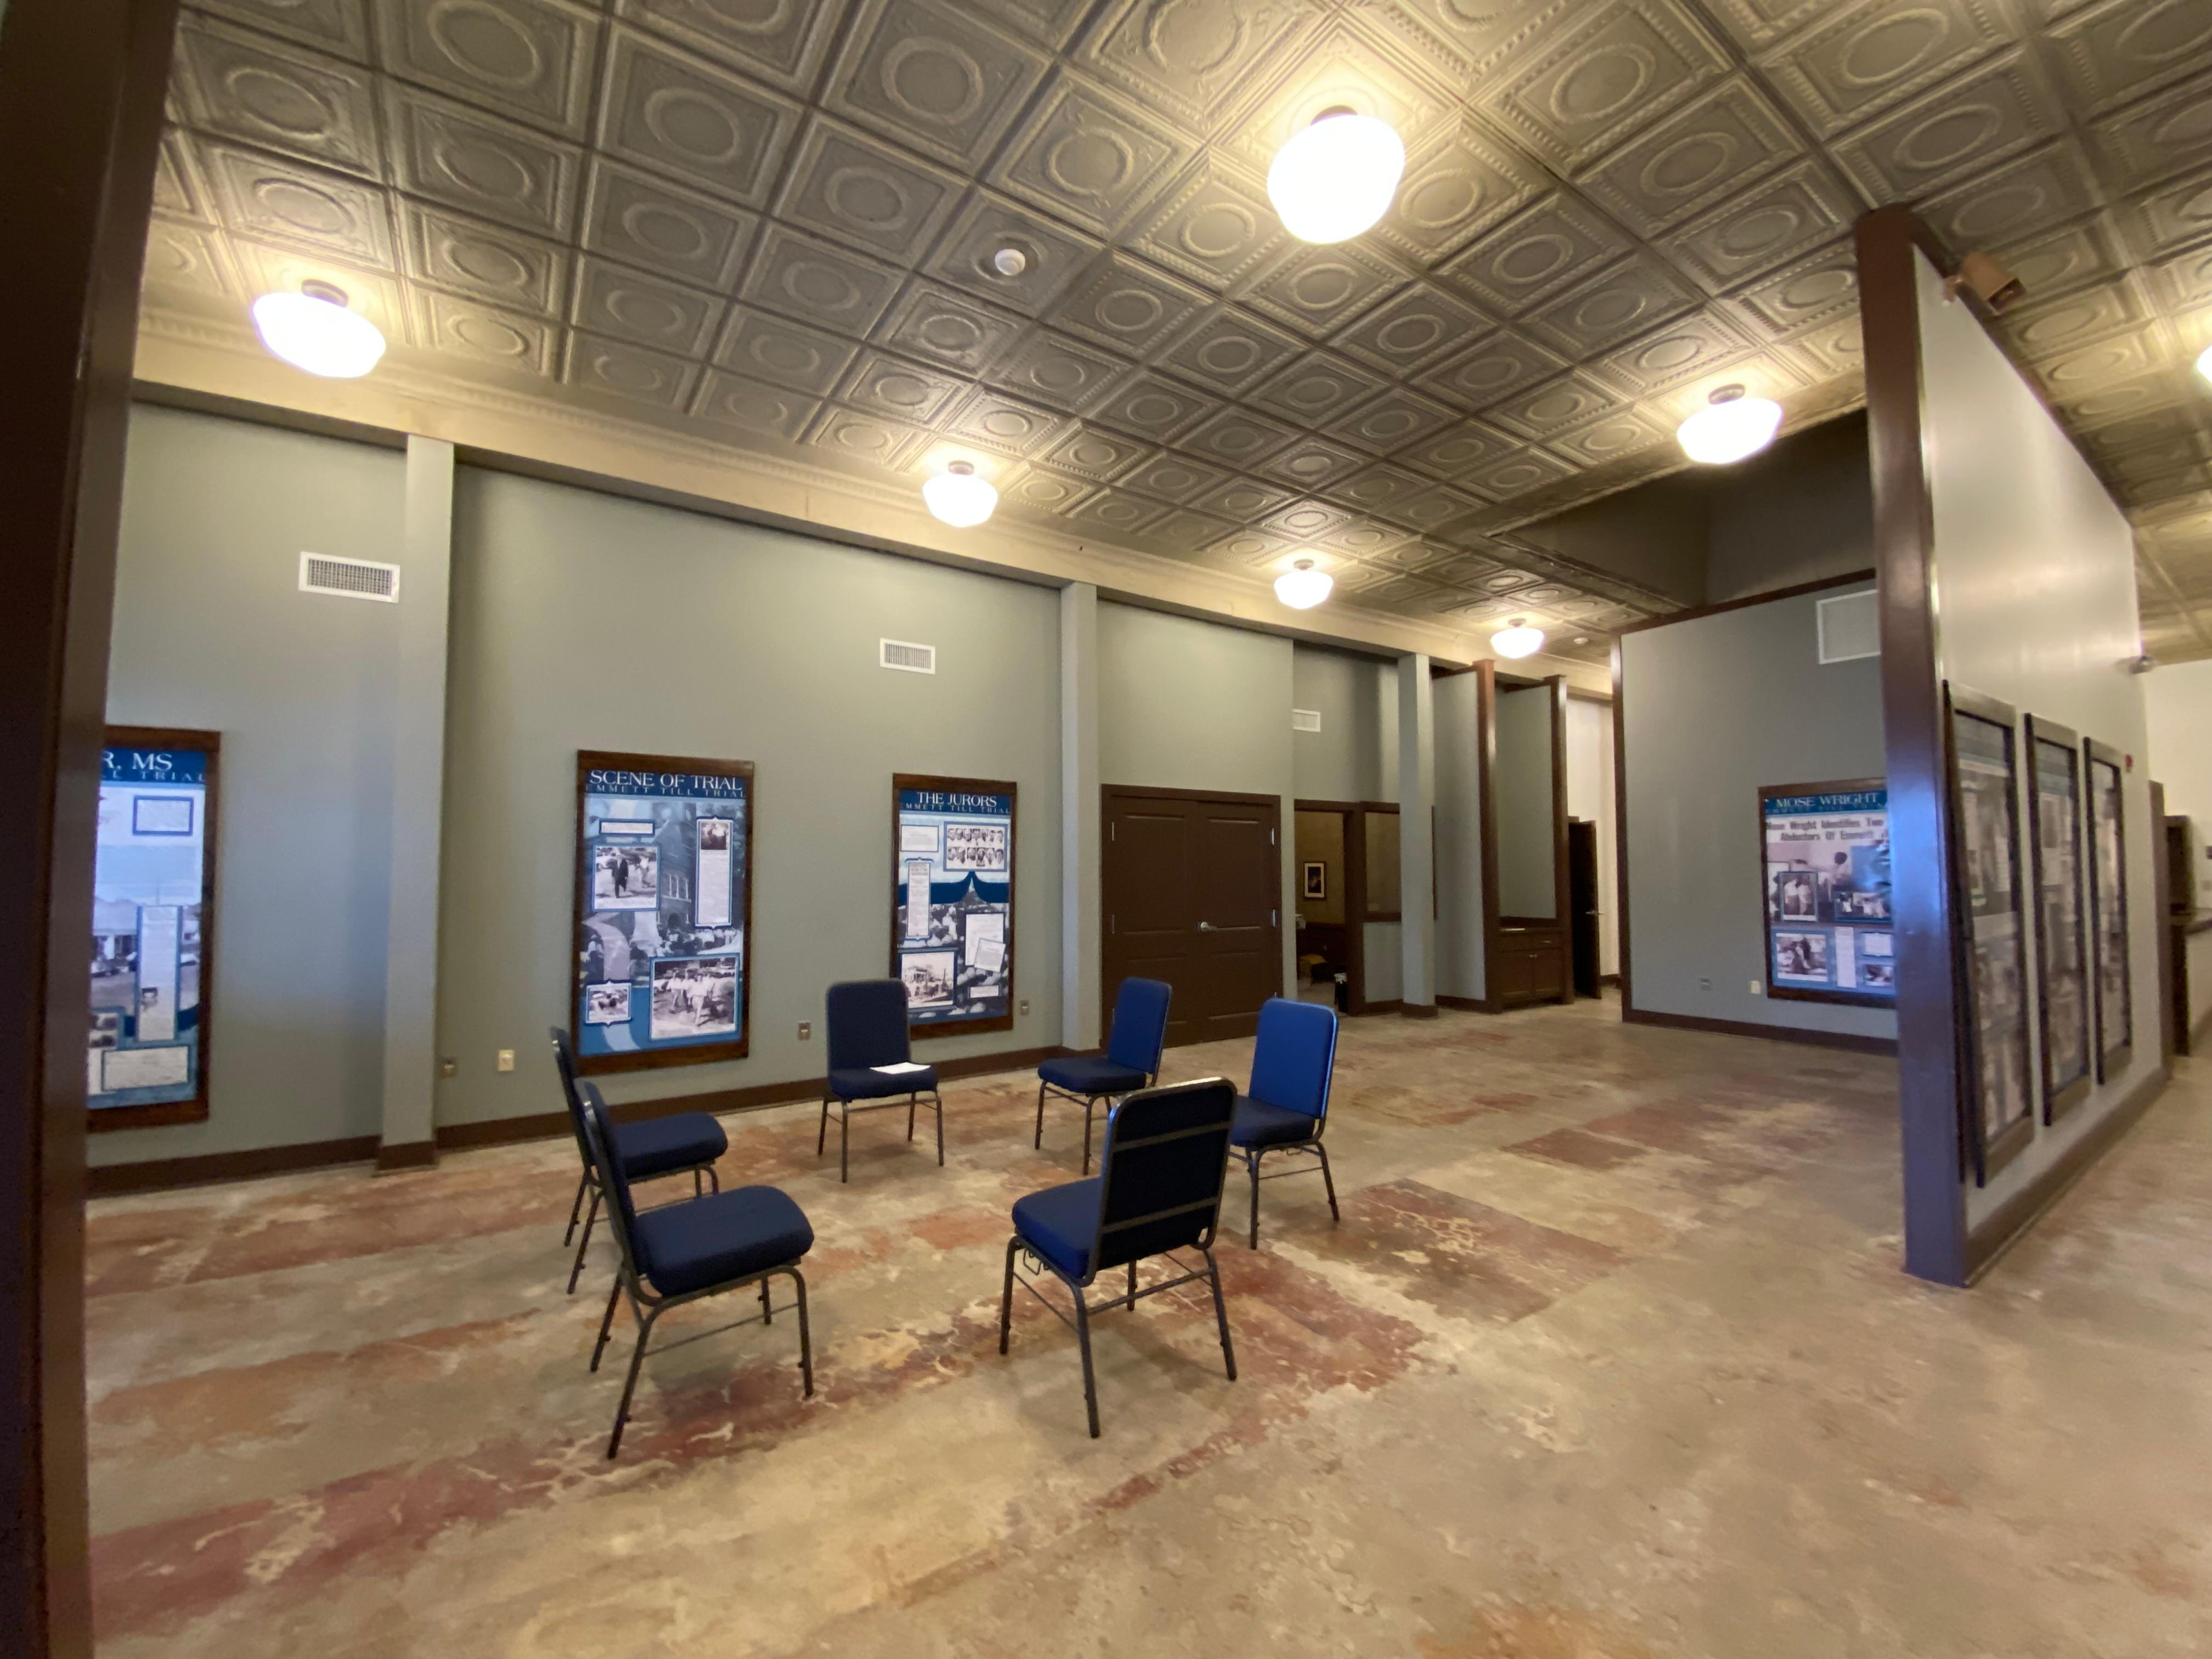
[1110,822,1116,840]
[1271,909,1278,927]
[1110,914,1116,934]
[1271,827,1277,845]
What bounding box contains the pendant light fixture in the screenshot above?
[1490,618,1544,659]
[2197,342,2211,386]
[1266,107,1404,244]
[1274,557,1333,609]
[1677,384,1782,465]
[250,280,386,378]
[922,459,997,528]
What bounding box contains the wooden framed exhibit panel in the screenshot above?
[890,775,1017,1040]
[571,751,755,1075]
[2084,738,2132,1083]
[1487,673,1571,1009]
[1945,687,2035,1183]
[1102,785,1281,1047]
[2024,715,2092,1124]
[89,726,219,1132]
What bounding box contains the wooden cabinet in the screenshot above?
[1494,923,1567,1008]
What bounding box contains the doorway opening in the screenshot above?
[1294,798,1402,1016]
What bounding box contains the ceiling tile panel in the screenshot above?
[375,0,600,138]
[572,253,724,354]
[413,287,559,376]
[1331,283,1494,376]
[1987,216,2127,303]
[1052,251,1208,356]
[200,139,395,266]
[1065,488,1173,537]
[998,462,1095,515]
[1256,436,1370,492]
[1034,421,1148,481]
[565,329,700,410]
[2087,70,2212,188]
[2004,278,2154,364]
[1120,450,1233,505]
[1091,369,1220,442]
[941,386,1070,456]
[174,17,383,179]
[2130,167,2212,258]
[1435,193,1635,317]
[1317,385,1458,455]
[153,129,214,224]
[1916,141,2102,251]
[230,234,408,340]
[1522,254,1700,357]
[597,27,803,207]
[1658,159,1860,292]
[401,201,568,316]
[1245,350,1391,428]
[1242,239,1406,340]
[1396,418,1520,479]
[693,371,823,442]
[1477,0,1731,172]
[983,326,1136,413]
[1830,50,2064,202]
[924,190,1102,316]
[824,0,1051,169]
[837,346,968,424]
[584,157,759,290]
[775,116,963,259]
[1543,405,1674,466]
[1485,369,1628,442]
[1579,77,1803,236]
[2045,0,2212,113]
[1260,498,1353,542]
[1734,238,1859,335]
[736,221,898,332]
[610,0,844,95]
[988,72,1188,236]
[1463,445,1579,500]
[1074,0,1311,131]
[713,306,862,396]
[1757,0,2013,139]
[1374,115,1550,267]
[384,83,582,237]
[143,217,242,300]
[195,0,371,61]
[1182,404,1302,467]
[1128,156,1288,290]
[1190,475,1295,522]
[872,280,1024,374]
[1414,328,1571,412]
[808,404,930,470]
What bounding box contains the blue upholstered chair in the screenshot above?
[549,1026,729,1295]
[1230,998,1341,1249]
[1034,977,1172,1172]
[579,1082,814,1458]
[998,1076,1238,1438]
[819,979,942,1183]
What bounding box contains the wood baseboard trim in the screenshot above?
[2190,1003,2212,1057]
[1435,994,1496,1014]
[1622,1005,1899,1057]
[87,1133,381,1198]
[1347,998,1403,1017]
[374,1140,438,1173]
[1966,1065,2171,1284]
[1598,973,1621,987]
[1400,1002,1439,1019]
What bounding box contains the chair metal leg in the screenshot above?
[839,1104,849,1183]
[1082,1097,1094,1175]
[707,1164,719,1194]
[1073,1284,1101,1439]
[997,1237,1019,1355]
[1247,1151,1262,1250]
[791,1268,814,1398]
[933,1091,944,1167]
[1316,1142,1340,1224]
[562,1170,588,1245]
[590,1274,622,1372]
[1204,1246,1237,1383]
[607,1305,661,1458]
[760,1279,772,1325]
[1126,1260,1137,1306]
[817,1096,830,1156]
[1034,1081,1047,1149]
[692,1167,702,1198]
[907,1091,916,1140]
[567,1185,601,1294]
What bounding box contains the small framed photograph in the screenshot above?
[1302,860,1327,901]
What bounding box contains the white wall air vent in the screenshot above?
[1817,589,1879,664]
[879,638,935,674]
[1290,708,1322,732]
[299,551,399,602]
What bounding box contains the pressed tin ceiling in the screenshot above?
[138,0,2212,667]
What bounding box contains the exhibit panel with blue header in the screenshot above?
[573,751,753,1073]
[91,727,219,1130]
[891,775,1015,1038]
[1759,780,1894,1007]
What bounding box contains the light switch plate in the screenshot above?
[496,1049,515,1073]
[798,1022,811,1040]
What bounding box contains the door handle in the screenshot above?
[1197,921,1215,932]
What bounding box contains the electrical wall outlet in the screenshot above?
[1750,979,1763,995]
[798,1021,811,1040]
[496,1049,515,1073]
[1699,976,1712,991]
[1019,999,1030,1016]
[439,1058,457,1079]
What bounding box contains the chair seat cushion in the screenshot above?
[613,1111,729,1179]
[634,1186,813,1297]
[1231,1096,1321,1149]
[1037,1054,1149,1096]
[828,1064,939,1101]
[1012,1177,1101,1281]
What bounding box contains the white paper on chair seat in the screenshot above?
[872,1061,929,1074]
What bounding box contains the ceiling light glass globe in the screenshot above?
[1274,558,1333,609]
[2198,342,2212,385]
[923,460,997,528]
[1491,622,1545,659]
[1267,111,1405,244]
[1677,386,1783,465]
[250,284,385,378]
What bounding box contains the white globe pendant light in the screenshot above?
[1491,618,1544,659]
[1267,107,1405,244]
[1677,384,1782,465]
[1274,557,1333,610]
[250,280,385,378]
[923,459,997,528]
[2197,342,2212,386]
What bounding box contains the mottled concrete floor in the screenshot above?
[85,997,2212,1657]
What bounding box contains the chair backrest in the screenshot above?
[1090,1077,1236,1277]
[578,1082,648,1279]
[1104,977,1172,1077]
[825,978,912,1071]
[549,1025,592,1165]
[1248,997,1339,1124]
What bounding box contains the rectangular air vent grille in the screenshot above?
[880,638,935,674]
[1817,589,1878,664]
[300,552,399,602]
[1290,708,1322,732]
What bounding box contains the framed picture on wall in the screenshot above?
[2085,737,2132,1082]
[2025,715,2092,1123]
[1945,687,2034,1182]
[89,727,219,1131]
[1757,780,1892,1006]
[1302,861,1327,901]
[572,751,753,1074]
[893,775,1015,1038]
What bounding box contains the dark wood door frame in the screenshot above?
[1296,798,1403,1017]
[1,2,180,1654]
[1481,673,1574,1011]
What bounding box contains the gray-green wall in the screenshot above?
[96,405,407,1165]
[1290,643,1396,803]
[1495,685,1558,919]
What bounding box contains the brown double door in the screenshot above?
[1103,786,1280,1047]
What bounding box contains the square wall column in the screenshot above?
[1399,652,1437,1014]
[1060,582,1101,1053]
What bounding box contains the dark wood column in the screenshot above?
[0,1,179,1654]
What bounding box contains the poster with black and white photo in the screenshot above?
[89,731,219,1129]
[891,776,1015,1035]
[573,752,753,1073]
[2028,720,2090,1119]
[1759,782,1893,1006]
[1949,694,2034,1174]
[2086,741,2131,1075]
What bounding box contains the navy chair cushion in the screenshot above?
[612,1111,729,1178]
[826,978,912,1072]
[1231,1096,1320,1149]
[1248,998,1338,1120]
[1012,1177,1101,1280]
[634,1186,814,1296]
[1037,1054,1148,1096]
[1103,977,1172,1077]
[827,1064,938,1102]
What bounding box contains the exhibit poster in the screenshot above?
[573,752,753,1073]
[2086,738,2132,1078]
[1759,781,1893,1006]
[891,775,1015,1036]
[1948,691,2033,1178]
[2027,717,2091,1121]
[89,729,218,1129]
